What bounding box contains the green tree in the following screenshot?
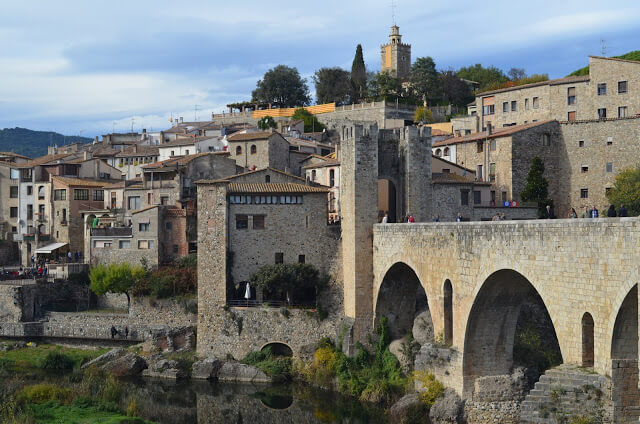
[507,67,526,80]
[89,263,146,307]
[249,263,328,305]
[350,44,367,102]
[368,72,402,100]
[456,64,508,91]
[313,67,351,105]
[413,106,433,124]
[520,157,553,218]
[607,165,640,215]
[410,57,441,106]
[252,65,310,107]
[439,70,473,105]
[257,116,276,130]
[292,108,325,133]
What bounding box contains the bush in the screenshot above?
[20,384,73,405]
[133,262,197,299]
[40,352,75,370]
[413,370,445,408]
[242,347,292,378]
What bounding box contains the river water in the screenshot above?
[125,378,389,424]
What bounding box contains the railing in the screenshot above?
[90,227,132,237]
[473,201,538,208]
[227,300,316,309]
[22,234,50,242]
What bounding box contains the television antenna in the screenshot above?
[194,104,201,121]
[601,39,607,56]
[391,0,396,25]
[130,118,135,133]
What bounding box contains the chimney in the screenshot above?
[487,123,492,135]
[142,128,146,134]
[134,144,138,153]
[93,136,98,144]
[83,151,88,160]
[179,117,183,123]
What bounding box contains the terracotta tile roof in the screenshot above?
[478,75,590,96]
[16,153,74,168]
[159,138,197,147]
[131,205,159,215]
[221,167,306,182]
[432,172,491,185]
[141,152,212,169]
[115,145,159,157]
[164,206,186,217]
[227,131,273,142]
[0,151,31,160]
[227,182,329,193]
[589,55,640,65]
[432,155,475,174]
[303,160,340,170]
[431,128,452,136]
[51,176,119,187]
[433,120,555,147]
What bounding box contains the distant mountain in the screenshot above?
[0,127,92,159]
[568,51,640,76]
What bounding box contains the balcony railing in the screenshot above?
[22,234,50,242]
[90,227,132,237]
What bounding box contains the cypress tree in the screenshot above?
[520,156,553,217]
[351,44,367,102]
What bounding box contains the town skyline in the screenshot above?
[1,0,640,137]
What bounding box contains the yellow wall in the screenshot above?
[252,103,336,119]
[424,122,453,134]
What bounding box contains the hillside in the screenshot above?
[568,51,640,76]
[0,127,92,158]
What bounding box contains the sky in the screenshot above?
[1,0,640,137]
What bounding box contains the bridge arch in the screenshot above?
[581,312,595,368]
[443,279,453,346]
[462,269,562,396]
[260,341,293,357]
[374,262,433,341]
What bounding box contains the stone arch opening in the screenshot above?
[377,179,397,223]
[463,269,562,396]
[443,279,453,346]
[261,342,293,357]
[582,312,594,368]
[611,285,639,422]
[376,263,432,343]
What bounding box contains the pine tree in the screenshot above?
[350,44,367,102]
[521,157,553,217]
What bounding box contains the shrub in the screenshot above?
[413,370,445,408]
[40,352,75,370]
[242,347,292,378]
[20,384,73,405]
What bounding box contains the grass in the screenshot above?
[28,401,155,424]
[242,347,292,380]
[0,344,108,371]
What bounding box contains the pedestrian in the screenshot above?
[408,215,415,223]
[433,214,440,222]
[501,212,507,221]
[74,251,79,262]
[125,327,129,339]
[544,205,555,219]
[110,326,117,339]
[567,207,577,218]
[607,204,617,217]
[456,213,462,222]
[492,212,500,221]
[619,203,628,217]
[67,251,72,263]
[581,206,590,218]
[381,213,389,224]
[590,205,599,218]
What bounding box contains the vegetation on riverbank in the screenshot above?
[0,343,108,371]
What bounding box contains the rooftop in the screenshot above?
[432,172,491,185]
[477,75,590,97]
[227,182,329,194]
[52,176,119,188]
[142,152,225,170]
[221,167,306,182]
[227,131,274,142]
[433,120,554,147]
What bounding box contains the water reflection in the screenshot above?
[128,379,388,424]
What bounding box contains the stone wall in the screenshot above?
[0,240,18,265]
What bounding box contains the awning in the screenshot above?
[35,242,68,254]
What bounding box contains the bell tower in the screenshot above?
[380,25,411,80]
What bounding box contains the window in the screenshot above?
[618,106,628,118]
[444,147,450,156]
[94,240,112,248]
[476,165,483,180]
[542,134,551,146]
[265,175,271,183]
[311,170,316,181]
[185,149,189,155]
[166,222,172,230]
[460,190,469,206]
[139,223,150,231]
[119,240,131,249]
[568,111,576,121]
[489,163,496,182]
[532,97,539,109]
[579,140,584,147]
[606,162,613,173]
[10,186,18,198]
[597,83,607,96]
[298,255,305,264]
[598,108,607,119]
[607,137,613,146]
[476,142,483,153]
[235,146,242,155]
[435,148,442,157]
[160,196,168,205]
[473,190,482,205]
[581,166,588,173]
[170,150,175,156]
[138,240,154,249]
[74,189,89,200]
[93,190,104,201]
[482,105,495,115]
[26,186,33,196]
[253,215,265,229]
[128,196,140,210]
[618,81,628,94]
[10,169,19,180]
[250,145,257,154]
[27,204,33,220]
[502,191,507,202]
[38,204,44,217]
[329,169,335,187]
[580,188,588,199]
[279,195,303,204]
[236,215,248,229]
[275,252,284,264]
[605,187,611,195]
[10,207,17,218]
[502,102,508,113]
[490,140,496,151]
[12,227,17,233]
[567,87,576,105]
[38,186,45,200]
[524,98,529,110]
[511,101,517,112]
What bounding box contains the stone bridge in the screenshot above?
[370,218,639,420]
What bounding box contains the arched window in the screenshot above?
[311,170,316,181]
[444,147,450,156]
[250,145,257,155]
[444,280,453,346]
[329,169,335,187]
[435,149,442,157]
[236,146,242,155]
[265,175,271,183]
[582,312,594,367]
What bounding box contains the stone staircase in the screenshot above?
[520,365,612,423]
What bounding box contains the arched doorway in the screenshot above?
[375,263,432,342]
[261,342,293,357]
[611,285,639,422]
[463,270,562,395]
[581,312,594,368]
[378,179,397,223]
[443,280,453,346]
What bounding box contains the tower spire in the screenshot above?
[391,0,396,26]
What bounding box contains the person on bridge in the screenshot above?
[544,205,555,219]
[567,208,578,218]
[456,213,462,222]
[381,213,389,224]
[408,215,415,223]
[590,205,599,218]
[433,215,440,222]
[581,206,590,218]
[607,205,617,217]
[619,204,628,217]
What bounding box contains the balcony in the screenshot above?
[90,227,132,237]
[23,234,50,242]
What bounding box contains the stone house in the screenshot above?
[112,145,160,180]
[226,131,293,173]
[302,154,340,219]
[0,152,31,240]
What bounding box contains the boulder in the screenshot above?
[389,393,428,424]
[217,362,271,383]
[192,357,223,380]
[82,348,125,369]
[102,352,147,377]
[429,389,464,424]
[142,367,186,380]
[389,339,413,373]
[413,310,434,345]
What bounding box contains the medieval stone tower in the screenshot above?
[380,25,411,79]
[339,123,431,348]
